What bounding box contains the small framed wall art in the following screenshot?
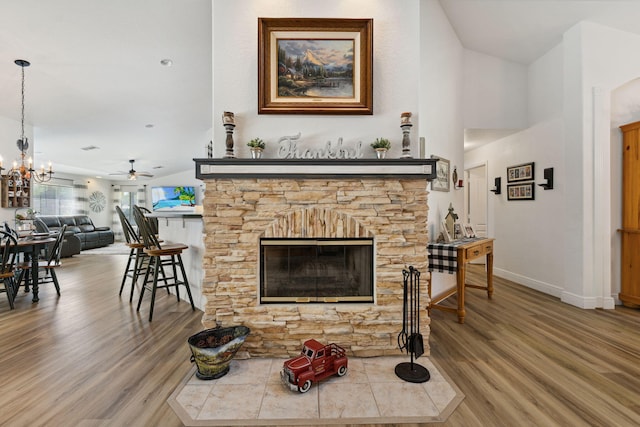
[430,156,450,192]
[507,162,535,183]
[507,182,535,201]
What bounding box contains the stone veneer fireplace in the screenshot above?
[196,159,435,357]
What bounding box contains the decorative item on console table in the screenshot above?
[463,223,477,238]
[445,203,458,234]
[247,138,265,159]
[370,138,391,159]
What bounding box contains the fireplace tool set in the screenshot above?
[395,266,430,383]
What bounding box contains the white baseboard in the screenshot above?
[494,268,563,298]
[495,268,616,309]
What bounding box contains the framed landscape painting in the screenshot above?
[258,18,373,115]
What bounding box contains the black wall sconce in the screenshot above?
[538,167,554,190]
[489,177,501,194]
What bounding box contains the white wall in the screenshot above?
[465,119,566,296]
[463,50,528,130]
[528,44,564,125]
[212,0,421,159]
[464,21,640,309]
[559,22,640,308]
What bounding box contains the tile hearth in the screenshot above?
[168,356,463,426]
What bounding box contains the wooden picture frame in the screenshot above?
[430,156,450,192]
[507,162,535,183]
[258,17,373,115]
[507,182,535,201]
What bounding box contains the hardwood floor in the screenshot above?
[1,256,639,426]
[0,253,202,427]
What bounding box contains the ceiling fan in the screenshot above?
[109,159,153,180]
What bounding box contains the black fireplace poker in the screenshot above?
[395,265,430,383]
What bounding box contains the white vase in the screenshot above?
[375,148,387,159]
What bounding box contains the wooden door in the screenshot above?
[620,121,640,307]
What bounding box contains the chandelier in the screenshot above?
[1,59,54,183]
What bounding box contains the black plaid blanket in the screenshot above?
[428,238,481,274]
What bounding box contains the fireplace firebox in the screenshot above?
[260,238,374,303]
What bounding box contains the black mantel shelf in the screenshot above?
[194,158,438,180]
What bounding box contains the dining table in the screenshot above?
[15,235,57,302]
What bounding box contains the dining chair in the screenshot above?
[16,225,66,296]
[132,205,195,321]
[116,206,150,302]
[0,231,19,309]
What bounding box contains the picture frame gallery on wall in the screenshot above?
[506,162,535,183]
[507,182,535,201]
[257,17,373,115]
[506,161,535,201]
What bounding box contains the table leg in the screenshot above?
[31,244,41,303]
[456,263,466,324]
[487,252,494,299]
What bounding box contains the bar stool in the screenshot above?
[132,206,195,321]
[115,206,150,302]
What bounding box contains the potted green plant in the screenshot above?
[247,138,265,159]
[371,138,391,159]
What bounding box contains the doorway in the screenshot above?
[465,164,488,238]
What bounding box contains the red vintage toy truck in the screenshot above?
[280,339,348,393]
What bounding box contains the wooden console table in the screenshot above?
[427,237,494,323]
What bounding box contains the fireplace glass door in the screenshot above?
[260,238,374,303]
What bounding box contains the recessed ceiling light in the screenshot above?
[145,124,154,128]
[160,59,173,67]
[81,145,100,151]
